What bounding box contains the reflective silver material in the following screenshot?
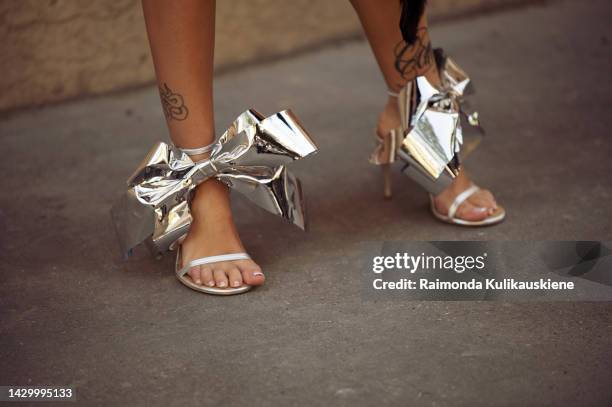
[110,109,318,258]
[371,48,483,195]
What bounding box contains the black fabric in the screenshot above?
[399,0,427,45]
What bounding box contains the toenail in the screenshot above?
[253,272,264,277]
[195,279,202,285]
[474,207,487,213]
[218,281,227,287]
[207,281,215,287]
[233,281,241,287]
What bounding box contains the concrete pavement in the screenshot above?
[1,0,611,405]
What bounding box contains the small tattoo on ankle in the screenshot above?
[159,83,189,121]
[394,27,433,80]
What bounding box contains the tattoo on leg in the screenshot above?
[159,83,189,121]
[394,27,434,81]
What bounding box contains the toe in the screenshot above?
[188,267,202,285]
[469,188,497,209]
[455,201,489,221]
[240,261,265,286]
[213,269,229,288]
[200,267,215,287]
[227,267,243,288]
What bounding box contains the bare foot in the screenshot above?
[432,170,497,222]
[377,95,498,222]
[179,178,264,288]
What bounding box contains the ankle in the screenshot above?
[377,97,401,135]
[190,179,232,216]
[423,64,442,87]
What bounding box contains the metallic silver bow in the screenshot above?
[110,109,318,258]
[371,48,483,194]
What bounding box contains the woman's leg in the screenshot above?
[350,0,498,221]
[142,0,264,288]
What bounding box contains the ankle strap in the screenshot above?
[387,89,399,98]
[179,142,216,156]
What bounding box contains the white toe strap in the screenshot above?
[447,185,480,220]
[177,253,251,277]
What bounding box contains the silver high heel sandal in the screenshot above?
[110,109,318,295]
[173,142,252,295]
[371,48,505,226]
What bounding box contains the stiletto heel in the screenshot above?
[382,164,392,199]
[370,128,402,200]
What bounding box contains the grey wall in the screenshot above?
[0,0,529,112]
